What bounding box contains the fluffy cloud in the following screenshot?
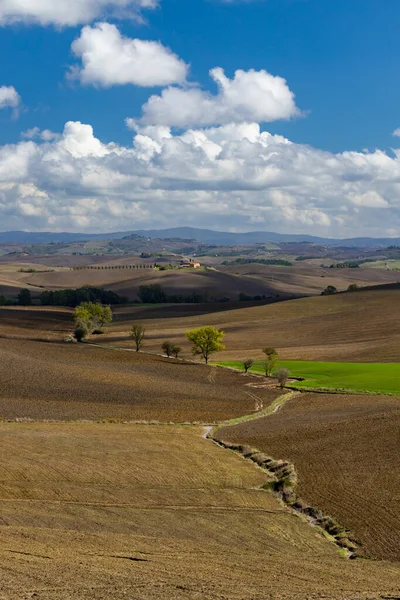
[1,120,400,235]
[0,86,21,115]
[0,0,158,26]
[135,67,301,127]
[70,23,188,87]
[21,127,61,141]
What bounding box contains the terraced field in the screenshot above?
[216,392,400,561]
[1,422,400,600]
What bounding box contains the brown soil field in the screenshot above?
[0,337,282,422]
[0,261,293,301]
[3,286,400,362]
[216,392,400,561]
[2,254,399,301]
[221,261,400,295]
[1,422,400,600]
[101,286,400,362]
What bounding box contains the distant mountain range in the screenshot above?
[0,227,399,248]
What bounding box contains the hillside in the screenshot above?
[216,391,400,560]
[2,423,400,599]
[103,286,400,362]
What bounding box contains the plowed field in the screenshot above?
[1,423,400,600]
[216,392,400,561]
[0,338,281,422]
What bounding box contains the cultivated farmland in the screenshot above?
[215,391,400,561]
[0,338,282,422]
[1,422,400,600]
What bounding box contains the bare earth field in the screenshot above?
[2,256,400,300]
[216,392,400,561]
[1,422,400,600]
[0,338,281,422]
[102,286,400,363]
[2,286,400,363]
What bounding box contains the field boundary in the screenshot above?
[208,392,361,559]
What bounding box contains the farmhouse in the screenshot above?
[180,260,201,269]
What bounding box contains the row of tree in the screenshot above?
[70,303,289,388]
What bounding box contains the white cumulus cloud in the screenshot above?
[136,67,301,127]
[0,0,158,27]
[0,85,21,115]
[69,22,188,87]
[0,120,399,236]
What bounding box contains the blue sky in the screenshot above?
[0,0,399,236]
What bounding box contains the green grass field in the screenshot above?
[214,360,400,394]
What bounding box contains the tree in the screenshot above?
[138,284,167,304]
[185,326,225,364]
[263,347,278,376]
[322,285,337,296]
[73,302,113,333]
[0,295,6,306]
[162,341,174,357]
[347,283,359,292]
[131,324,145,352]
[275,367,290,389]
[242,359,254,373]
[18,288,32,306]
[74,323,88,343]
[172,345,182,359]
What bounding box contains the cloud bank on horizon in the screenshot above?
[0,119,399,237]
[0,1,397,237]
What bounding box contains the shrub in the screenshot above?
[74,323,88,343]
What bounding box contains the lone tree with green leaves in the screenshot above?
[185,326,225,364]
[73,302,113,333]
[131,324,146,352]
[242,359,254,373]
[263,347,278,377]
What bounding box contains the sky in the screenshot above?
[0,0,400,237]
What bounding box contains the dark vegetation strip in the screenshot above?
[210,435,360,558]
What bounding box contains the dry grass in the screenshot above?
[216,392,400,561]
[1,422,400,599]
[0,337,282,422]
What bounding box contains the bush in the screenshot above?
[321,285,338,295]
[74,323,88,343]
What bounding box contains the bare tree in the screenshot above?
[275,367,290,389]
[172,345,182,359]
[162,341,174,357]
[130,324,145,352]
[242,359,254,373]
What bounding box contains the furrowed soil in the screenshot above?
[104,286,400,362]
[3,286,400,363]
[0,337,282,422]
[1,422,400,600]
[215,392,400,561]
